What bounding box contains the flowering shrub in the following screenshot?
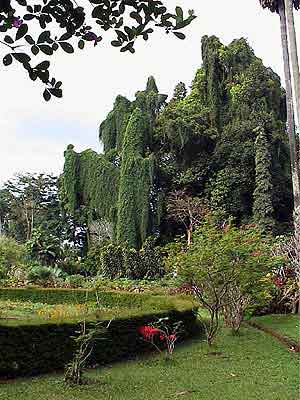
[271,235,300,313]
[138,318,184,357]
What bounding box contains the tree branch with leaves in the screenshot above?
[0,0,196,100]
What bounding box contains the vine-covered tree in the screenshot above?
[253,127,274,232]
[62,76,166,249]
[62,36,293,255]
[0,0,195,100]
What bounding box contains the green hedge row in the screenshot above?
[0,309,198,378]
[0,287,165,307]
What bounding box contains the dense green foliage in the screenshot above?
[165,221,282,342]
[0,288,190,309]
[62,36,292,260]
[0,173,63,242]
[0,237,25,279]
[84,239,163,279]
[253,128,275,231]
[62,77,167,250]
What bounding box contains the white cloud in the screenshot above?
[0,0,299,184]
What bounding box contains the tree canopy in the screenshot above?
[61,36,293,250]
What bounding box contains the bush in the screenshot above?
[167,221,282,343]
[27,265,67,287]
[65,275,87,288]
[0,237,25,278]
[84,239,164,280]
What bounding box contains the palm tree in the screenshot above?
[284,0,300,131]
[260,0,300,314]
[259,0,300,231]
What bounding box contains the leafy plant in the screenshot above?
[138,317,184,358]
[170,220,282,344]
[64,320,110,385]
[0,236,25,278]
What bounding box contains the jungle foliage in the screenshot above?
[61,36,292,252]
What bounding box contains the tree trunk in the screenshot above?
[285,0,300,130]
[280,0,300,314]
[187,226,192,246]
[279,1,300,237]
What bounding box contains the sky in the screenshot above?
[0,0,299,185]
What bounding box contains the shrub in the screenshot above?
[64,321,108,385]
[66,275,87,288]
[168,221,282,343]
[27,265,67,287]
[0,237,25,278]
[25,228,61,266]
[84,239,164,280]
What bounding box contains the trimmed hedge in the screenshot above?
[0,310,198,378]
[0,287,171,308]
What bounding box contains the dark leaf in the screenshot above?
[59,42,74,53]
[39,45,53,55]
[49,88,62,98]
[23,14,34,21]
[175,6,183,22]
[35,61,50,70]
[25,35,35,45]
[59,32,72,41]
[16,24,28,41]
[31,45,39,55]
[130,11,143,25]
[4,35,14,44]
[173,31,185,40]
[78,40,85,49]
[12,53,31,63]
[111,40,122,47]
[43,89,51,102]
[116,30,127,42]
[37,31,51,44]
[3,54,12,66]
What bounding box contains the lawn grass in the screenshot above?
[1,325,298,400]
[251,314,300,342]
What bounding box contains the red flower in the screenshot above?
[274,277,284,288]
[167,334,177,342]
[138,326,161,341]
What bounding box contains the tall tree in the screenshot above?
[259,0,300,237]
[253,127,275,232]
[284,0,300,129]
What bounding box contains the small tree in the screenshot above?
[172,221,281,344]
[64,320,109,385]
[166,190,207,246]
